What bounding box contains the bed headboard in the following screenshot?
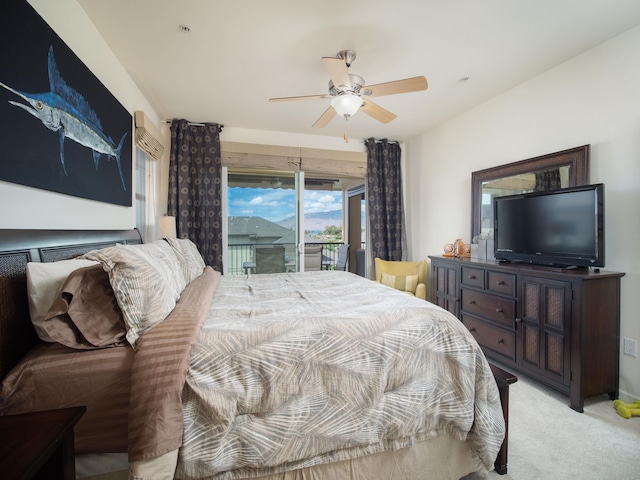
[0,229,142,381]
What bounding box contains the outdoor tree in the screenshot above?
[323,225,342,237]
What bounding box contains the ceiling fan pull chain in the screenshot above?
[343,116,349,143]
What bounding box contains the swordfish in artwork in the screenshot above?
[0,46,127,190]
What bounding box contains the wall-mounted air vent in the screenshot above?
[134,111,165,160]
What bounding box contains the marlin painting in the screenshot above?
[0,46,127,190]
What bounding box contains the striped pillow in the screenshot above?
[380,272,419,295]
[165,237,206,283]
[82,241,186,348]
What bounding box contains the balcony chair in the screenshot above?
[374,258,427,300]
[335,244,350,271]
[304,245,323,271]
[255,246,286,274]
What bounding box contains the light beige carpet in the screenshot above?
[469,371,640,480]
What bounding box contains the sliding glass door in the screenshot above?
[225,168,356,275]
[226,169,303,275]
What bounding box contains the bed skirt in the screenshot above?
[78,434,482,480]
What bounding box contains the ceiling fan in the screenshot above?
[269,50,428,129]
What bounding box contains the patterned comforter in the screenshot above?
[174,271,505,479]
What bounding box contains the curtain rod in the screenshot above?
[364,138,399,144]
[165,120,224,129]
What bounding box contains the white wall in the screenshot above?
[0,0,162,230]
[220,127,367,153]
[406,25,640,400]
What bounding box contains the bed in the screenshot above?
[0,229,505,480]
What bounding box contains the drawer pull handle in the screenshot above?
[515,318,523,323]
[497,338,505,344]
[468,275,476,279]
[496,308,503,313]
[468,300,476,305]
[469,327,477,333]
[496,280,505,285]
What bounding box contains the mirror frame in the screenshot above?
[471,145,590,240]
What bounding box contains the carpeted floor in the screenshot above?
[471,370,640,480]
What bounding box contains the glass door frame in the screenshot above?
[295,170,305,272]
[221,166,228,275]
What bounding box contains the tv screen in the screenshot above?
[493,183,604,268]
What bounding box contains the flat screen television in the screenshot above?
[493,183,605,268]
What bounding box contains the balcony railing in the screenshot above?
[227,242,349,276]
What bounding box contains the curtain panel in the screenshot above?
[535,168,561,191]
[168,119,223,270]
[365,138,406,262]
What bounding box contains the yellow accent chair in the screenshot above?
[374,258,427,300]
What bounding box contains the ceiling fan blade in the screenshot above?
[322,57,351,90]
[269,94,327,102]
[360,99,397,124]
[363,76,428,97]
[312,106,337,128]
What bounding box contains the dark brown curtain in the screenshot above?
[535,169,561,191]
[365,138,406,261]
[167,119,223,271]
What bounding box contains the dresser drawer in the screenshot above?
[487,270,516,297]
[460,288,515,328]
[463,315,516,361]
[461,266,484,289]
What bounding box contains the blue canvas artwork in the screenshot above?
[0,0,132,206]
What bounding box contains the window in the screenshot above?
[135,148,156,242]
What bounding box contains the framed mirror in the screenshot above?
[471,145,590,240]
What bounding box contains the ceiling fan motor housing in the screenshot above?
[329,74,365,96]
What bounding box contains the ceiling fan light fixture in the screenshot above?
[331,94,362,118]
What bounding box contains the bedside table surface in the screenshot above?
[0,406,86,480]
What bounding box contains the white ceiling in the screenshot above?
[78,0,640,142]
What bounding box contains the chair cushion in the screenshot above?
[374,258,427,285]
[380,272,419,294]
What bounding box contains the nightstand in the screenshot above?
[0,406,86,480]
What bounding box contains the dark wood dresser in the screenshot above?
[429,255,625,412]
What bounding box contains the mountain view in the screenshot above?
[278,210,342,232]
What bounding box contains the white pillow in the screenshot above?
[26,259,100,342]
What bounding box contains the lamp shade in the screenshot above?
[331,94,362,118]
[159,215,177,239]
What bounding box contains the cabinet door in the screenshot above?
[517,275,571,387]
[430,261,460,316]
